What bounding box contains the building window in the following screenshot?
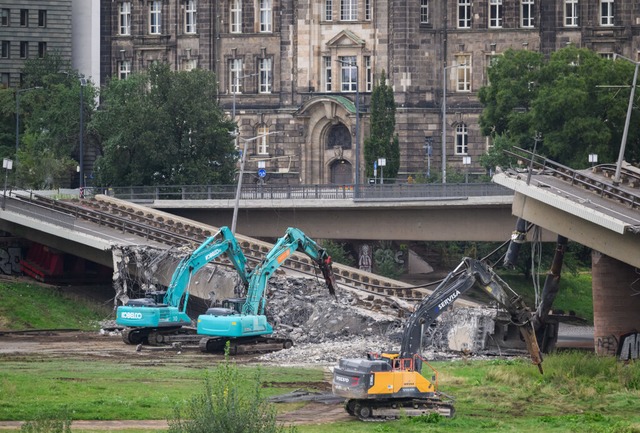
[565,0,578,26]
[260,0,272,32]
[600,0,613,26]
[484,54,499,85]
[458,0,471,28]
[456,55,471,92]
[323,56,332,91]
[185,0,197,34]
[1,41,9,59]
[229,58,243,94]
[119,2,131,35]
[455,124,468,155]
[341,0,357,21]
[20,9,28,27]
[521,0,534,27]
[257,125,269,155]
[489,0,502,28]
[340,56,357,92]
[364,56,372,92]
[119,60,131,79]
[149,1,161,34]
[365,0,371,20]
[1,73,9,88]
[420,0,429,24]
[259,58,272,93]
[20,41,28,59]
[38,42,46,58]
[325,0,333,20]
[230,0,242,33]
[1,9,9,27]
[38,10,46,27]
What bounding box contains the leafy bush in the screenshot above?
[168,347,297,433]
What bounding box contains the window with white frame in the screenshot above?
[119,60,131,80]
[260,0,272,32]
[259,58,272,93]
[599,52,614,60]
[420,0,429,24]
[565,0,578,26]
[257,125,269,155]
[365,0,371,20]
[229,58,243,94]
[365,56,372,92]
[455,123,468,155]
[489,0,502,28]
[456,55,471,92]
[184,59,197,70]
[521,0,534,28]
[323,56,332,91]
[325,0,333,21]
[484,54,499,85]
[600,0,613,26]
[149,1,161,34]
[185,0,197,34]
[340,56,357,92]
[341,0,357,21]
[458,0,471,28]
[230,0,242,33]
[120,2,131,35]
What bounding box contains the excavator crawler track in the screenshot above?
[346,397,455,421]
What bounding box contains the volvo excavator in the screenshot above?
[197,227,336,354]
[116,226,249,345]
[332,257,544,421]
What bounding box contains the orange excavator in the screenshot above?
[332,257,544,421]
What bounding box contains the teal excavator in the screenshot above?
[116,226,249,345]
[197,227,336,354]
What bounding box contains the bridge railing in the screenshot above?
[103,183,513,203]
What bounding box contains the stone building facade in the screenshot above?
[100,0,640,185]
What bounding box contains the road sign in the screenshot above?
[258,168,267,178]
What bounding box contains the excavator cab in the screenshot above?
[204,298,246,316]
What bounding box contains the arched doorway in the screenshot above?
[327,123,353,184]
[331,159,352,184]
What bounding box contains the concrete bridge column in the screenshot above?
[592,251,640,360]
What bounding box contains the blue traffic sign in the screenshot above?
[258,168,267,178]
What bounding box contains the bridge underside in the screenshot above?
[164,203,556,242]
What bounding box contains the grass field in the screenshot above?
[2,274,637,433]
[0,354,639,432]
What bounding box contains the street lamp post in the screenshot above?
[336,59,359,194]
[612,54,639,185]
[377,158,386,184]
[79,78,87,192]
[441,63,464,184]
[231,131,283,234]
[462,155,471,183]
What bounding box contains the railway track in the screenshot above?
[8,192,474,317]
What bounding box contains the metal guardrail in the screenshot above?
[103,183,513,203]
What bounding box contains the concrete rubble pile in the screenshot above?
[258,275,513,366]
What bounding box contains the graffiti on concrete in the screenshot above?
[0,247,22,275]
[596,334,619,356]
[618,332,640,361]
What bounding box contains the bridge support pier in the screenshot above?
[592,251,640,360]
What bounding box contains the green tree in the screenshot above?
[364,71,400,181]
[479,47,640,168]
[92,64,236,187]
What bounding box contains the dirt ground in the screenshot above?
[0,330,351,429]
